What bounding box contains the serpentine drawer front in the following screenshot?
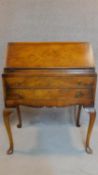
[2,42,97,154]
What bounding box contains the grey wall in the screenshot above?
[0,0,98,120]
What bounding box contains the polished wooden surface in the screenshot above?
[6,42,95,68]
[3,74,96,89]
[2,42,97,154]
[3,72,96,107]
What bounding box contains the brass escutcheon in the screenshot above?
[75,91,84,98]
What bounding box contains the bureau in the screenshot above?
[2,42,97,154]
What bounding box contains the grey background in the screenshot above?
[0,0,98,122]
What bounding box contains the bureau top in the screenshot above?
[6,42,95,69]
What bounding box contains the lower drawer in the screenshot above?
[6,88,93,107]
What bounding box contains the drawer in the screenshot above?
[6,88,93,103]
[4,75,96,89]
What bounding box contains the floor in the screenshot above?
[0,107,98,175]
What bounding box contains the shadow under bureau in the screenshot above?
[2,42,97,154]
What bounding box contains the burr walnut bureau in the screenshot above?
[2,42,97,154]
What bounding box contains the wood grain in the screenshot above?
[2,42,97,154]
[3,74,96,89]
[6,42,95,68]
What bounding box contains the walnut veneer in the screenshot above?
[2,42,97,154]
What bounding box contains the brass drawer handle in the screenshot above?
[77,81,93,88]
[75,91,84,98]
[77,81,82,85]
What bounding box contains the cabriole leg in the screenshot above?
[3,108,14,154]
[84,107,96,154]
[16,106,22,128]
[76,105,82,127]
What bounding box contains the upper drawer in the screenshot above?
[3,74,96,89]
